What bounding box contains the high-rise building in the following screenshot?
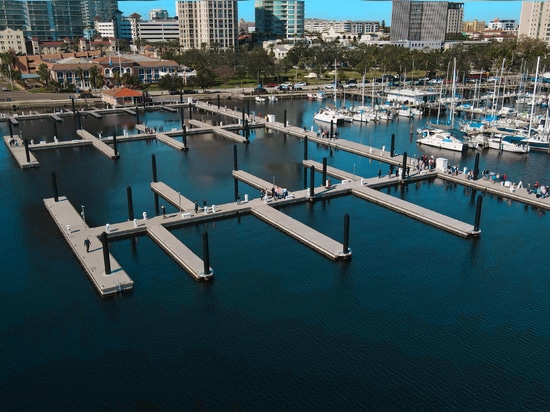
[255,1,304,40]
[446,2,463,34]
[519,1,550,46]
[390,1,463,49]
[81,0,119,30]
[0,0,119,41]
[177,0,238,50]
[149,9,169,21]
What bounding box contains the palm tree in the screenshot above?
[75,66,84,92]
[89,65,99,91]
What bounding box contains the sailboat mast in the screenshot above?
[528,56,540,138]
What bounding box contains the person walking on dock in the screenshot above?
[378,169,381,178]
[84,237,91,253]
[194,200,199,213]
[236,193,241,205]
[203,198,207,211]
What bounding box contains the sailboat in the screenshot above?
[314,60,345,125]
[418,58,466,152]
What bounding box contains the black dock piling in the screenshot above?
[188,102,193,120]
[245,119,250,139]
[247,100,250,116]
[101,232,111,275]
[151,154,159,213]
[217,95,220,109]
[241,108,245,132]
[182,125,187,147]
[343,213,350,254]
[23,138,30,163]
[401,152,408,179]
[112,133,118,157]
[76,111,82,130]
[473,152,480,180]
[53,121,58,139]
[202,232,211,277]
[330,120,334,139]
[8,121,13,138]
[309,166,315,199]
[322,157,327,185]
[303,134,308,160]
[127,186,134,221]
[233,144,239,200]
[152,154,158,182]
[180,106,185,130]
[390,133,395,157]
[51,172,59,202]
[71,97,76,116]
[474,195,483,233]
[135,106,140,125]
[284,109,287,127]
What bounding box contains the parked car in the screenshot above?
[324,83,335,89]
[294,81,307,87]
[266,82,279,87]
[168,90,181,95]
[254,87,268,94]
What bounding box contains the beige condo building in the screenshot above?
[177,0,238,50]
[518,1,550,46]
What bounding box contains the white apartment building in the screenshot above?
[304,19,380,35]
[0,27,25,54]
[519,1,550,46]
[488,18,518,32]
[177,0,238,50]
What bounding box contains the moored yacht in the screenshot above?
[416,128,466,152]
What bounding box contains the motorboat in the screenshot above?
[255,96,266,103]
[313,106,345,125]
[397,106,422,118]
[268,95,278,102]
[416,128,466,152]
[487,134,530,153]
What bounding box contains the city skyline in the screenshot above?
[119,1,522,23]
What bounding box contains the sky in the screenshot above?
[119,1,523,23]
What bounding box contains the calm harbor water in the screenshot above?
[1,99,550,410]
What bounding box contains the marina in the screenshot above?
[2,95,550,410]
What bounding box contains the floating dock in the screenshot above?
[76,129,119,159]
[147,224,213,280]
[3,135,40,168]
[43,196,134,296]
[187,119,248,144]
[251,202,351,260]
[352,184,479,238]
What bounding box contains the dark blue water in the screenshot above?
[1,100,550,410]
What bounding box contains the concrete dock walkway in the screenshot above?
[3,135,40,168]
[147,224,213,280]
[43,196,134,296]
[76,129,119,159]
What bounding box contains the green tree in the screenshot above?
[37,63,51,87]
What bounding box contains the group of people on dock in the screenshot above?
[260,186,289,201]
[144,125,164,134]
[316,127,340,139]
[528,181,549,198]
